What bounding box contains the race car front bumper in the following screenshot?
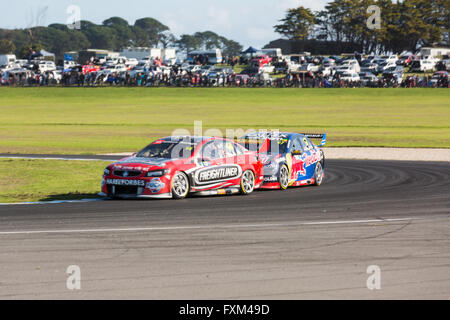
[101,175,172,199]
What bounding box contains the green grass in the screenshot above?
[0,159,107,203]
[0,87,449,154]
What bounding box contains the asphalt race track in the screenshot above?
[0,159,449,299]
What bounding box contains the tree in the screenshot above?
[194,31,221,50]
[103,17,134,50]
[0,39,16,54]
[159,31,177,48]
[18,43,44,59]
[134,18,169,47]
[274,6,316,40]
[177,34,202,53]
[219,37,243,56]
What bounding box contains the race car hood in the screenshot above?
[109,156,174,172]
[114,156,171,167]
[109,156,194,172]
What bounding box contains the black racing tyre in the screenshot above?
[240,170,255,195]
[171,172,190,199]
[314,162,324,186]
[279,164,289,190]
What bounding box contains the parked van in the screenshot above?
[186,49,223,65]
[0,54,16,67]
[410,59,436,72]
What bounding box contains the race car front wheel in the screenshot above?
[279,165,289,190]
[240,170,255,195]
[171,172,190,199]
[314,162,324,186]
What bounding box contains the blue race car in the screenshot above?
[237,132,326,190]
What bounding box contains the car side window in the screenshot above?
[301,136,312,151]
[224,141,238,157]
[233,142,245,155]
[213,140,231,158]
[291,137,303,152]
[199,142,220,160]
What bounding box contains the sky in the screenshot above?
[1,0,329,48]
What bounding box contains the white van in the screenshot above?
[187,49,223,65]
[411,59,436,72]
[0,54,16,67]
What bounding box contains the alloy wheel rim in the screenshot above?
[316,164,323,184]
[173,173,188,196]
[242,171,255,193]
[280,166,289,188]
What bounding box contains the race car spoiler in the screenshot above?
[302,133,327,147]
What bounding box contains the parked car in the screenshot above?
[377,61,397,74]
[380,55,398,64]
[436,59,450,72]
[360,64,378,74]
[38,61,56,72]
[397,54,417,66]
[430,71,449,86]
[359,72,378,85]
[340,72,360,82]
[299,63,319,73]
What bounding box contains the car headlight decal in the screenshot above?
[146,169,169,177]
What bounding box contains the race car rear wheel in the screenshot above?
[279,165,289,190]
[171,172,189,199]
[240,170,255,195]
[314,162,324,186]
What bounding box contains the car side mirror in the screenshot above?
[292,150,302,156]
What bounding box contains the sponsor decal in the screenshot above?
[106,179,145,187]
[304,151,322,167]
[194,165,242,185]
[264,176,278,182]
[146,178,165,193]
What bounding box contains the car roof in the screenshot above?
[159,136,238,145]
[243,132,300,140]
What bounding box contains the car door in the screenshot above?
[300,136,322,180]
[192,140,241,189]
[289,136,307,182]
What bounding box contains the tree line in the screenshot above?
[274,0,449,53]
[0,16,243,58]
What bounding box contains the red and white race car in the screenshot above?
[100,136,264,199]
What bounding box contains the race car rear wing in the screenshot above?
[302,133,327,147]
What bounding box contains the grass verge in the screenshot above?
[0,87,449,154]
[0,159,107,203]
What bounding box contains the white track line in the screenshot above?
[0,198,104,206]
[0,156,113,162]
[0,217,419,236]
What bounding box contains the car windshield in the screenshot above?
[137,140,198,159]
